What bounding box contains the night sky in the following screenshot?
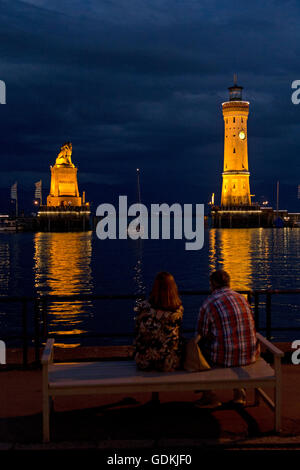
[1,0,300,212]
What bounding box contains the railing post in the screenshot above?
[34,299,40,364]
[22,300,28,367]
[42,298,48,341]
[266,292,272,340]
[254,291,259,331]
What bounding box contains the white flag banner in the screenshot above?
[11,182,17,200]
[35,180,42,199]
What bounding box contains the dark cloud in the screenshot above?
[0,0,300,211]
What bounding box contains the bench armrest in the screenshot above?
[41,338,55,365]
[256,333,284,357]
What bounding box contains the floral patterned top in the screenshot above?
[134,300,184,372]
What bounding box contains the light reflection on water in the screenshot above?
[209,229,254,291]
[34,232,93,347]
[209,228,300,291]
[0,228,299,344]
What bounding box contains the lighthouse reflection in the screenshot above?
[209,229,253,291]
[34,232,93,347]
[209,228,273,291]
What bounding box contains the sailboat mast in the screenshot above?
[276,181,279,218]
[137,168,141,207]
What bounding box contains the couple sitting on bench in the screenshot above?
[134,269,260,407]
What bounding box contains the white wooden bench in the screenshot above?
[42,333,284,443]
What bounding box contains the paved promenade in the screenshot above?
[1,346,300,450]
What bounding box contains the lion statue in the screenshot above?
[55,142,74,167]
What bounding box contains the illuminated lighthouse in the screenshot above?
[221,77,251,207]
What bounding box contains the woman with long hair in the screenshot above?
[134,271,184,372]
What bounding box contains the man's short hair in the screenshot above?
[210,270,230,289]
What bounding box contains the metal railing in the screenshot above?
[0,289,300,366]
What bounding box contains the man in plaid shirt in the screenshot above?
[196,270,259,407]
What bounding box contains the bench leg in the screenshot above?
[274,356,282,433]
[43,392,50,443]
[275,384,281,433]
[50,396,54,413]
[254,388,260,406]
[151,392,160,404]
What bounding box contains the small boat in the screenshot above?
[0,218,17,232]
[128,223,145,236]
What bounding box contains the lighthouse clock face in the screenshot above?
[239,131,246,140]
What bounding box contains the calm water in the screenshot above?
[0,228,299,346]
